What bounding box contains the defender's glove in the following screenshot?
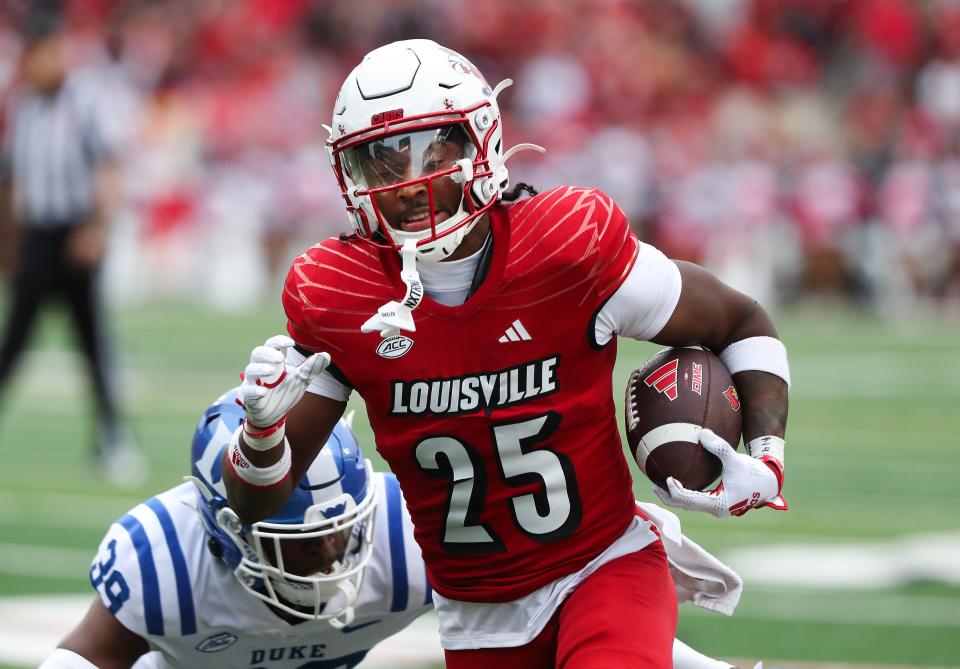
[239,335,330,446]
[653,429,788,518]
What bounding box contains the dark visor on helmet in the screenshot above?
[344,125,473,190]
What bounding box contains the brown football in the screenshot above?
[624,346,742,491]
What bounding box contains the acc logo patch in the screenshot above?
[196,632,238,652]
[376,335,414,359]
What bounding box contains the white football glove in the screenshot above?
[653,429,788,518]
[240,335,330,430]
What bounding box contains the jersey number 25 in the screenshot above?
[415,412,582,553]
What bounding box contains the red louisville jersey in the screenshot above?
[284,186,640,602]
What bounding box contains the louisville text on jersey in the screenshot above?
[390,355,560,416]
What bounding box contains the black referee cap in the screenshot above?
[19,1,65,45]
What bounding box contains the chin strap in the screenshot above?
[361,239,424,338]
[325,579,359,628]
[185,475,213,501]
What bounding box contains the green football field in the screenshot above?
[0,302,957,667]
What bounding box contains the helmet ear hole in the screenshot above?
[482,179,497,199]
[474,110,492,130]
[207,537,223,559]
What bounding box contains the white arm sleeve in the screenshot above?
[594,241,682,346]
[286,347,352,402]
[38,649,100,669]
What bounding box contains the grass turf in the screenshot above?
[0,302,957,666]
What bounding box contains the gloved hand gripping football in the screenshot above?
[239,335,330,436]
[653,429,787,518]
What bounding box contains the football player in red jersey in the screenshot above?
[223,40,790,669]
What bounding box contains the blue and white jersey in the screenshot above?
[89,473,432,669]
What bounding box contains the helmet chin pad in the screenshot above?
[391,207,479,262]
[269,561,352,608]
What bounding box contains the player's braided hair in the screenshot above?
[501,182,539,202]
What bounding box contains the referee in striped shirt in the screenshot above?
[0,9,144,484]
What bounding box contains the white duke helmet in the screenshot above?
[327,38,541,262]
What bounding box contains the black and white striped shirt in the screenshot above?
[2,70,122,226]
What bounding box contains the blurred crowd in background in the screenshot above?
[3,0,960,314]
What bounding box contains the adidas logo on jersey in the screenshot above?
[499,319,532,343]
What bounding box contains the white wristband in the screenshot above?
[227,432,292,488]
[718,336,790,388]
[746,435,785,465]
[242,420,286,451]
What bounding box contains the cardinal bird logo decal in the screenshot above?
[723,386,741,411]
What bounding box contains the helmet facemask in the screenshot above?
[212,459,378,626]
[334,117,496,262]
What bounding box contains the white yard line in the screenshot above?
[0,490,141,530]
[720,532,960,590]
[684,589,960,628]
[2,592,957,668]
[788,452,960,468]
[0,350,223,407]
[729,662,960,669]
[0,596,95,666]
[0,594,444,668]
[0,543,92,578]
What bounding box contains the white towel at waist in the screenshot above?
[637,502,743,615]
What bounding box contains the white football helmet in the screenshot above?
[328,39,534,261]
